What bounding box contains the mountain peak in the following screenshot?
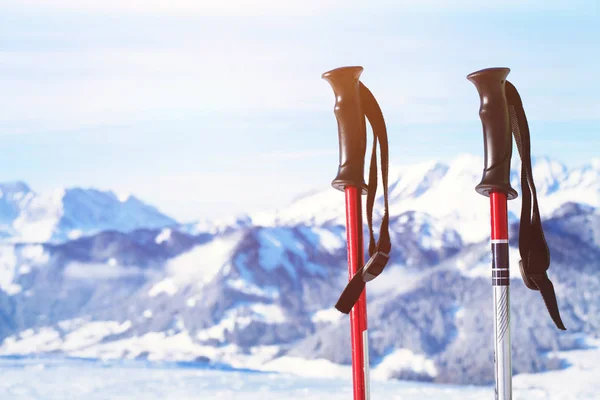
[551,201,596,219]
[117,192,132,202]
[1,183,177,243]
[0,181,31,195]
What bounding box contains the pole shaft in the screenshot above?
[344,186,369,400]
[490,192,512,400]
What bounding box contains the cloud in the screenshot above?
[2,0,344,16]
[2,0,582,15]
[4,0,595,134]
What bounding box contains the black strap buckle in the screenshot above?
[362,251,389,282]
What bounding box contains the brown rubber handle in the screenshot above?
[322,66,368,193]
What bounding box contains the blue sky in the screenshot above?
[1,0,598,221]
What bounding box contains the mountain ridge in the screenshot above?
[0,154,597,385]
[0,184,177,243]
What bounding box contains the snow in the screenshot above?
[186,297,197,307]
[312,228,344,252]
[1,184,175,244]
[249,154,599,246]
[387,160,448,200]
[197,319,241,342]
[1,325,599,400]
[511,338,600,399]
[0,359,489,399]
[260,356,351,379]
[1,343,598,400]
[260,189,344,227]
[148,278,178,297]
[68,330,210,361]
[226,278,277,299]
[62,321,132,352]
[0,244,50,287]
[164,232,242,290]
[117,192,131,202]
[0,328,62,355]
[371,348,438,380]
[196,309,253,342]
[299,226,344,252]
[0,321,132,356]
[155,228,172,244]
[454,245,523,280]
[249,303,286,324]
[311,308,344,324]
[96,331,207,361]
[1,154,597,246]
[368,264,425,296]
[10,188,64,243]
[530,156,568,195]
[190,214,252,235]
[258,229,301,278]
[19,244,49,264]
[195,302,285,343]
[68,229,83,239]
[257,228,326,278]
[0,324,233,364]
[0,244,21,295]
[63,262,143,281]
[18,264,31,274]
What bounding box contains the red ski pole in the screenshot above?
[323,66,391,400]
[345,185,369,399]
[322,66,370,400]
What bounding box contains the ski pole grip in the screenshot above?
[467,67,518,199]
[322,66,368,193]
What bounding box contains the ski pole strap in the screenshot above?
[335,83,391,314]
[505,81,566,330]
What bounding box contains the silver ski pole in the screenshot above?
[467,67,517,400]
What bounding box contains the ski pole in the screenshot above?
[322,66,370,400]
[322,66,391,400]
[468,66,567,399]
[468,67,517,400]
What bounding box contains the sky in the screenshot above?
[1,0,599,222]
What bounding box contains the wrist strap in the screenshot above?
[335,83,391,314]
[506,81,566,330]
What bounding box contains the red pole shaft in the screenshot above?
[490,192,508,240]
[344,186,368,400]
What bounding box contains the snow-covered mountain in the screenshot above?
[253,154,600,243]
[0,154,598,386]
[0,182,176,243]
